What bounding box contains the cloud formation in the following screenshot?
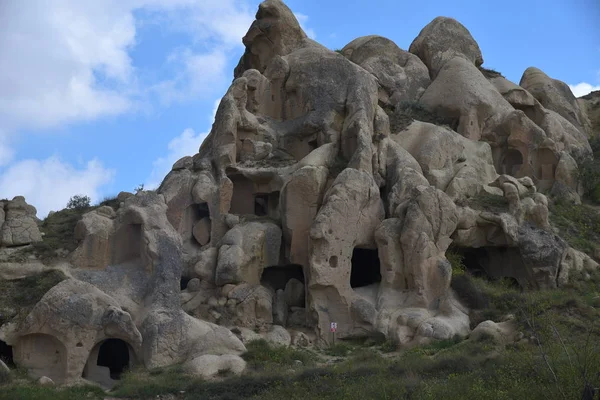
[569,82,600,97]
[0,157,114,218]
[0,0,254,215]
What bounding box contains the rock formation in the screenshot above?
[0,0,599,387]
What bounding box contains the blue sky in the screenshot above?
[0,0,598,217]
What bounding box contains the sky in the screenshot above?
[0,0,599,218]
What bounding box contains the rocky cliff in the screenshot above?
[0,0,598,388]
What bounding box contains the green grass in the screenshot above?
[549,201,600,254]
[97,195,120,209]
[242,339,317,372]
[467,191,509,213]
[0,384,105,400]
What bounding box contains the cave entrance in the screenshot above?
[180,276,192,291]
[83,339,133,388]
[502,148,523,177]
[261,264,305,291]
[255,194,269,216]
[96,339,130,380]
[0,340,13,367]
[351,248,381,288]
[451,246,525,288]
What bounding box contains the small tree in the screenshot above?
[66,195,91,210]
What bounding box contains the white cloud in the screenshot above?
[146,128,209,189]
[0,157,115,218]
[294,13,316,40]
[153,49,229,105]
[569,82,600,97]
[0,0,254,157]
[0,0,136,133]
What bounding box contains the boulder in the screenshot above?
[409,16,483,79]
[520,67,588,133]
[470,319,516,345]
[0,197,42,247]
[342,35,430,105]
[183,354,246,379]
[215,222,282,286]
[264,325,291,347]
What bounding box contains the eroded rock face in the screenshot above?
[409,16,483,79]
[0,197,42,247]
[520,67,589,134]
[1,0,597,385]
[342,35,431,106]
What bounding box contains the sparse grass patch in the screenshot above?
[0,269,66,325]
[242,339,317,372]
[549,201,600,254]
[384,101,458,133]
[467,192,509,212]
[478,66,504,79]
[325,341,353,357]
[0,384,105,400]
[8,207,92,263]
[97,195,120,210]
[112,365,195,398]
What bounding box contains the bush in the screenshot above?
[446,251,466,276]
[325,342,353,357]
[98,195,119,209]
[66,195,90,210]
[478,66,504,79]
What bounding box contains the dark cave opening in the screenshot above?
[451,246,524,288]
[502,148,523,176]
[254,194,269,216]
[261,264,305,291]
[351,248,382,288]
[198,202,210,218]
[180,276,192,290]
[0,340,13,367]
[96,339,130,380]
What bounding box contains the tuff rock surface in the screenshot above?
[0,0,598,387]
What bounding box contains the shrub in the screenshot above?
[98,195,119,209]
[478,66,504,79]
[66,194,91,210]
[446,251,466,276]
[325,341,353,357]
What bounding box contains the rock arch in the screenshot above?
[82,338,135,388]
[13,333,67,383]
[501,148,524,177]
